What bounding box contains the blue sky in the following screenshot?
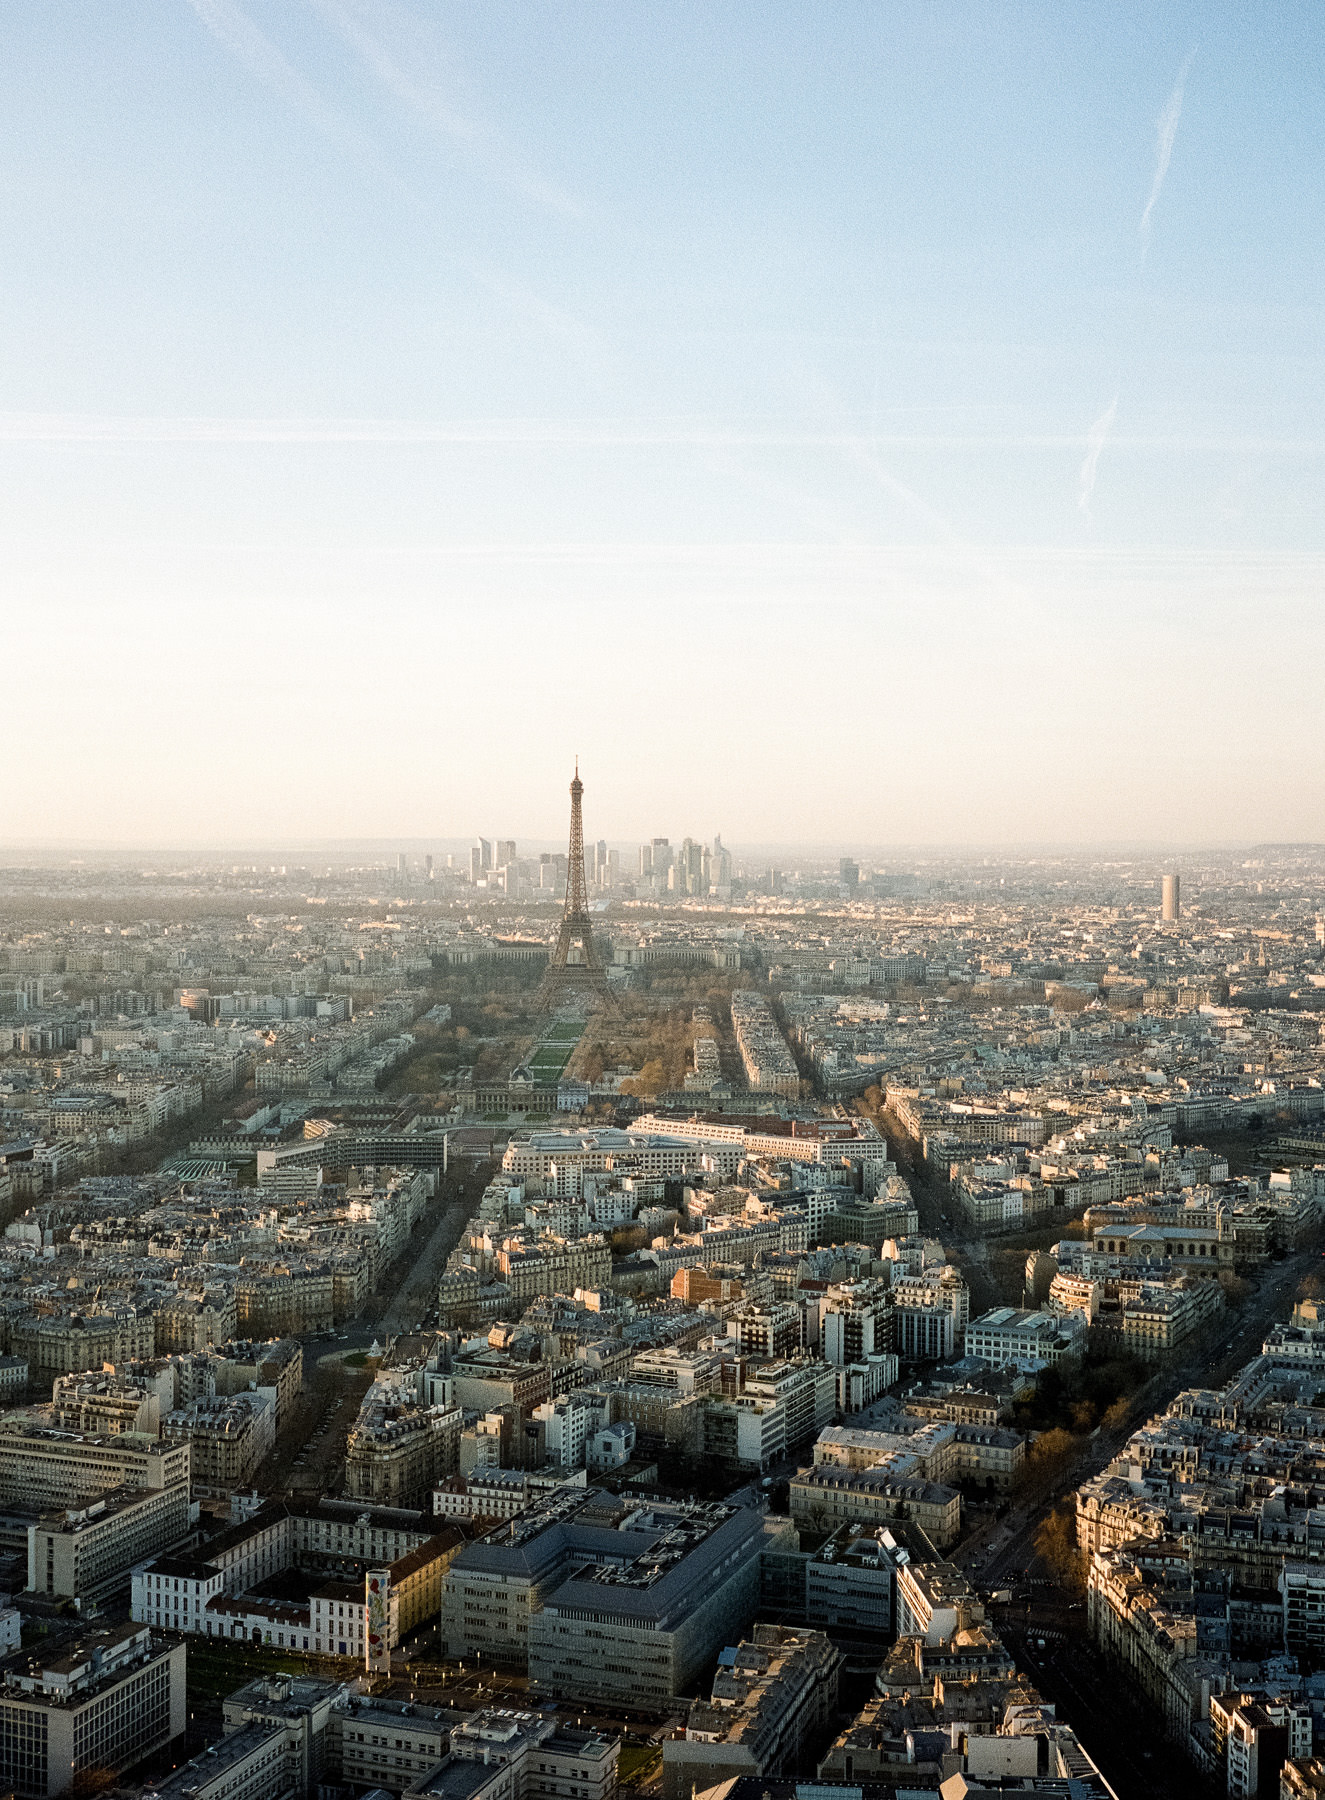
[3,2,1323,846]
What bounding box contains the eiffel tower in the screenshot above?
[534,762,617,1015]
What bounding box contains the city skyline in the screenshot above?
[4,3,1324,843]
[5,11,1325,1789]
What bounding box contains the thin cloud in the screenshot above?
[306,0,583,218]
[459,259,608,367]
[1140,52,1195,257]
[847,440,1036,619]
[2,413,1325,455]
[1078,396,1118,515]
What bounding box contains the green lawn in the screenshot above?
[186,1642,309,1713]
[527,1022,586,1081]
[618,1746,662,1786]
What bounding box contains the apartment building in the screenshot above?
[211,1338,303,1426]
[891,1265,969,1333]
[893,1559,986,1645]
[0,1356,28,1400]
[153,1289,238,1353]
[1210,1691,1312,1800]
[532,1392,606,1469]
[344,1384,463,1511]
[434,1468,590,1523]
[162,1394,275,1495]
[234,1268,336,1336]
[9,1308,156,1383]
[702,1396,786,1471]
[730,993,800,1097]
[496,1236,612,1307]
[892,1298,958,1362]
[49,1369,162,1436]
[742,1360,836,1452]
[819,1282,893,1366]
[788,1465,961,1549]
[725,1302,806,1361]
[661,1626,841,1800]
[1115,1274,1222,1360]
[1281,1758,1325,1799]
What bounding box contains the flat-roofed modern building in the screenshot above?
[963,1306,1087,1370]
[0,1421,190,1509]
[0,1623,186,1798]
[440,1488,766,1709]
[803,1528,897,1636]
[140,1720,292,1800]
[403,1710,618,1800]
[27,1482,192,1607]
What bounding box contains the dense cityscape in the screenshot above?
[0,769,1320,1800]
[7,6,1318,1799]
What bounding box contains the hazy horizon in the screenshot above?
[6,3,1323,844]
[0,830,1315,863]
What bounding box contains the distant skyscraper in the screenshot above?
[680,837,704,896]
[476,837,492,871]
[1161,872,1181,921]
[497,839,517,867]
[425,854,434,881]
[711,835,733,889]
[397,853,407,877]
[839,858,860,890]
[469,845,484,883]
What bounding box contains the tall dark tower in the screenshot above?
[534,763,616,1014]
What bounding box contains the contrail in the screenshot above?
[306,0,584,218]
[1140,52,1195,257]
[183,0,365,150]
[180,0,593,351]
[1078,396,1118,515]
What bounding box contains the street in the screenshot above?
[957,1240,1321,1798]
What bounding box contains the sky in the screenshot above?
[2,1,1324,849]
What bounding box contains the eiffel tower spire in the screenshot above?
[534,765,616,1015]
